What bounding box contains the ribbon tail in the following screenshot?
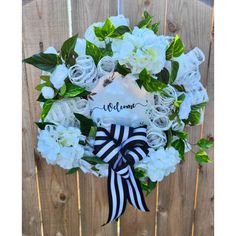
[126,166,149,212]
[103,167,127,226]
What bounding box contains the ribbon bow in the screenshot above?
[93,124,149,224]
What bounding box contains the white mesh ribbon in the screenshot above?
[45,97,90,127]
[68,55,98,91]
[97,56,115,78]
[146,126,167,149]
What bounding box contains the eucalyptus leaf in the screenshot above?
[23,53,61,72]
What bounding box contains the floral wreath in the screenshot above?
[24,12,213,224]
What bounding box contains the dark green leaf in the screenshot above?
[23,53,61,72]
[61,34,78,66]
[195,150,212,164]
[166,35,184,60]
[37,93,47,102]
[174,93,185,108]
[134,168,146,179]
[86,40,102,65]
[63,83,85,97]
[187,110,201,126]
[197,138,214,150]
[172,84,186,92]
[156,68,169,84]
[66,168,80,174]
[166,129,173,147]
[41,99,54,121]
[82,156,105,165]
[74,113,95,136]
[115,63,131,76]
[191,102,208,110]
[35,82,51,91]
[109,25,131,38]
[94,18,115,41]
[40,75,50,83]
[151,22,160,33]
[172,130,188,140]
[172,139,185,160]
[35,121,55,130]
[59,83,67,96]
[170,60,179,83]
[88,126,97,138]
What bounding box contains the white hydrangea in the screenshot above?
[50,64,68,89]
[94,164,109,177]
[135,147,181,182]
[84,15,129,48]
[112,27,168,74]
[41,86,54,99]
[37,125,87,170]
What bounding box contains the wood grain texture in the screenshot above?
[22,62,42,236]
[71,0,117,37]
[194,37,214,236]
[157,1,213,235]
[22,1,80,235]
[120,1,166,235]
[71,1,118,235]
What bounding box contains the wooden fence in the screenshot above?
[22,0,214,235]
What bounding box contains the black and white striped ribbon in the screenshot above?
[93,124,149,225]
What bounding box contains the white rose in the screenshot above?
[41,86,54,99]
[179,94,192,119]
[50,64,68,89]
[112,27,168,74]
[74,38,86,56]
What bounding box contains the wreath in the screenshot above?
[23,12,213,224]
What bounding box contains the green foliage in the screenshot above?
[186,110,201,126]
[74,113,95,136]
[66,168,80,174]
[134,168,146,179]
[35,82,52,91]
[82,156,105,165]
[140,179,157,195]
[94,18,115,41]
[191,102,208,110]
[156,68,170,84]
[63,83,85,97]
[197,138,214,150]
[35,121,55,130]
[115,63,131,76]
[172,130,188,140]
[172,138,185,160]
[139,68,167,92]
[109,25,131,38]
[86,40,102,65]
[172,84,186,92]
[61,34,78,67]
[174,93,185,108]
[170,60,179,83]
[88,126,97,138]
[23,53,62,72]
[166,35,184,60]
[195,150,212,164]
[40,99,55,122]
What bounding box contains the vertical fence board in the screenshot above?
[71,1,117,235]
[157,1,213,235]
[194,37,214,236]
[22,62,42,236]
[22,0,80,235]
[120,1,166,235]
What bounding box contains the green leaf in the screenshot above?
[59,83,67,96]
[40,75,50,83]
[23,53,61,72]
[172,130,188,140]
[66,168,80,175]
[166,129,173,147]
[197,138,214,150]
[35,121,55,130]
[191,102,208,110]
[140,179,157,195]
[41,99,54,121]
[94,18,115,41]
[172,139,185,160]
[35,82,52,91]
[134,168,146,179]
[187,110,201,126]
[37,93,47,102]
[82,156,105,165]
[170,60,179,83]
[195,150,212,164]
[156,68,170,84]
[109,25,131,38]
[115,63,131,76]
[166,35,184,60]
[172,84,186,92]
[138,16,153,28]
[61,34,78,66]
[63,83,85,97]
[151,22,160,33]
[74,113,94,136]
[88,126,97,138]
[139,68,167,92]
[174,93,185,108]
[86,40,102,65]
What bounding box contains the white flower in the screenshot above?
[95,164,109,177]
[179,94,192,119]
[44,47,57,54]
[84,15,129,48]
[41,86,54,99]
[135,147,181,182]
[37,125,86,169]
[112,27,168,74]
[74,38,86,56]
[50,64,68,89]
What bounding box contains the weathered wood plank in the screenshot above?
[120,1,166,235]
[194,34,214,236]
[22,1,80,235]
[22,61,42,236]
[71,1,118,235]
[157,1,213,235]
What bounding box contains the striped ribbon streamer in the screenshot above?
[93,124,150,225]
